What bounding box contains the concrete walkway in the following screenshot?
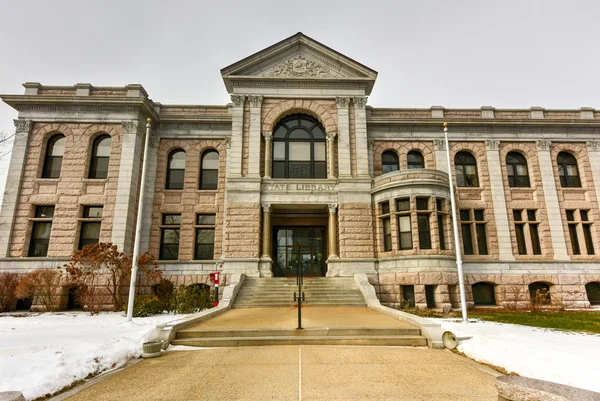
[65,346,499,401]
[184,307,417,330]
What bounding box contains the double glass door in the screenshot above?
[274,228,326,277]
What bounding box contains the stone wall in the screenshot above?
[224,203,261,258]
[338,203,374,258]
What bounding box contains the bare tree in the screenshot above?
[0,129,15,160]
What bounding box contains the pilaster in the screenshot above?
[248,96,263,178]
[229,95,245,177]
[139,133,160,252]
[433,139,448,173]
[327,203,339,258]
[586,140,600,214]
[0,119,32,257]
[263,132,272,178]
[536,140,569,260]
[111,120,144,255]
[326,132,337,178]
[485,139,515,260]
[353,97,369,177]
[336,97,352,177]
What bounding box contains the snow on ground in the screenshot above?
[0,312,186,400]
[435,318,600,393]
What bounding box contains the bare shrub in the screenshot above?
[502,285,525,310]
[15,269,62,311]
[0,272,19,312]
[530,288,551,312]
[63,243,161,313]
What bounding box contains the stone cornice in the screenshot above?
[155,122,232,131]
[368,124,600,135]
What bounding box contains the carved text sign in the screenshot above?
[262,183,337,192]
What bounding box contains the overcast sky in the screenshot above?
[1,0,599,197]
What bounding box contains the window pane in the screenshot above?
[288,162,310,178]
[289,142,311,161]
[515,224,527,255]
[381,202,390,215]
[197,214,216,225]
[201,170,218,190]
[382,164,398,174]
[202,151,219,169]
[43,156,63,178]
[566,210,575,221]
[399,215,411,232]
[462,224,473,255]
[474,210,485,221]
[396,199,410,212]
[580,210,589,221]
[418,214,431,249]
[527,210,536,221]
[95,136,112,157]
[28,222,51,257]
[437,215,446,250]
[163,214,181,225]
[568,224,580,255]
[513,210,523,222]
[459,210,470,221]
[314,162,327,178]
[383,218,392,252]
[272,161,286,178]
[455,165,465,187]
[160,228,179,260]
[33,222,52,239]
[436,199,444,211]
[274,126,287,138]
[273,142,286,160]
[49,136,65,156]
[35,206,55,218]
[311,126,324,138]
[473,283,496,306]
[399,232,413,250]
[169,151,186,169]
[476,224,488,255]
[583,224,595,255]
[89,157,109,179]
[195,229,215,260]
[79,222,100,249]
[314,142,326,161]
[83,206,103,218]
[566,165,579,176]
[530,224,542,255]
[288,129,310,139]
[402,285,415,307]
[416,197,429,211]
[167,170,185,190]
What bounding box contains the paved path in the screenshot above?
[65,346,499,401]
[184,307,417,330]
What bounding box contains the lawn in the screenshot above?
[463,310,600,334]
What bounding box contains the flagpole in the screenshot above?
[444,122,468,323]
[126,118,152,322]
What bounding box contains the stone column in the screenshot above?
[537,140,569,260]
[263,132,272,178]
[261,203,272,258]
[336,97,352,177]
[248,96,263,178]
[485,139,515,260]
[139,133,160,251]
[328,204,338,258]
[0,119,32,257]
[433,139,448,173]
[111,120,144,255]
[326,132,337,178]
[228,94,245,177]
[586,140,600,208]
[353,97,370,177]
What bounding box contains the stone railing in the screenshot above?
[372,169,450,191]
[496,376,600,401]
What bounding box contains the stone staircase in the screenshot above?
[233,277,366,308]
[171,327,427,347]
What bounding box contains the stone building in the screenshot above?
[1,32,600,310]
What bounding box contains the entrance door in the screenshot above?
[273,228,326,277]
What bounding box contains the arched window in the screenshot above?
[454,152,479,187]
[42,134,65,178]
[272,114,326,179]
[382,151,399,174]
[529,282,551,305]
[557,152,581,187]
[472,282,496,306]
[166,149,186,190]
[506,152,530,187]
[200,150,219,190]
[585,282,600,305]
[88,135,112,179]
[407,151,425,169]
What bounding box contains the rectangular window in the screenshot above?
[396,198,410,212]
[515,224,527,255]
[425,285,436,308]
[28,206,55,257]
[380,201,390,215]
[402,285,415,308]
[476,223,488,255]
[583,224,595,255]
[416,197,429,211]
[437,214,446,251]
[398,215,412,250]
[195,229,215,260]
[530,224,542,255]
[383,217,392,252]
[160,214,181,260]
[568,224,580,255]
[461,224,474,255]
[79,205,103,250]
[417,214,432,249]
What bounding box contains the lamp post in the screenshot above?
[444,122,468,323]
[126,118,152,322]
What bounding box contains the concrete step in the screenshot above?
[171,335,428,347]
[233,303,366,308]
[177,328,421,339]
[236,292,365,298]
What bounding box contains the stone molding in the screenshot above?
[262,132,273,141]
[266,54,342,78]
[353,97,368,108]
[328,203,338,213]
[122,120,143,135]
[248,95,263,108]
[336,97,350,109]
[326,131,337,142]
[13,119,32,133]
[230,95,245,107]
[586,140,600,152]
[433,139,446,151]
[261,203,271,213]
[536,139,552,151]
[224,137,231,149]
[485,139,500,151]
[367,139,374,150]
[148,134,160,148]
[368,125,600,135]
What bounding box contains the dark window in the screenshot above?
[527,210,537,222]
[461,224,474,255]
[425,285,436,308]
[460,210,471,221]
[166,149,186,190]
[396,198,410,212]
[529,282,551,304]
[416,197,429,211]
[66,285,82,310]
[380,201,390,215]
[582,224,595,255]
[200,150,219,190]
[383,217,392,252]
[472,282,496,306]
[566,209,575,221]
[272,114,326,179]
[160,214,181,260]
[402,285,415,308]
[83,206,103,219]
[382,151,399,174]
[437,213,446,250]
[195,214,216,260]
[78,206,103,250]
[42,134,65,178]
[580,210,589,221]
[530,224,542,255]
[568,224,581,255]
[398,215,412,250]
[506,152,530,187]
[515,224,527,255]
[476,223,488,255]
[455,152,479,187]
[88,135,112,179]
[417,214,432,249]
[407,151,425,169]
[474,210,485,221]
[557,152,581,188]
[460,209,487,255]
[585,282,600,305]
[28,206,55,257]
[436,199,445,211]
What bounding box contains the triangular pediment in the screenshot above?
[221,33,377,94]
